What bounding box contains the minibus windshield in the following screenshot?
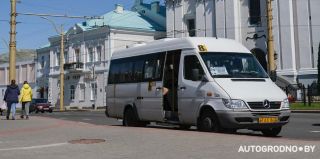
[201,52,269,78]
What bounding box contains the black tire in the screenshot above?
[198,110,221,132]
[261,127,282,137]
[35,109,39,114]
[137,121,149,127]
[179,125,191,130]
[41,110,45,113]
[223,128,237,134]
[49,109,53,113]
[123,108,138,127]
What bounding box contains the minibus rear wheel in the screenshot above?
[123,108,138,127]
[198,110,220,132]
[261,127,282,137]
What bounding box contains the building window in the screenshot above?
[40,56,45,69]
[88,48,94,62]
[56,53,60,66]
[187,19,196,37]
[48,55,50,68]
[75,48,80,62]
[64,51,68,64]
[91,83,97,100]
[97,46,102,62]
[70,85,75,100]
[249,0,261,25]
[79,83,85,101]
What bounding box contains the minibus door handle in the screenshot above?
[156,87,162,91]
[180,86,186,91]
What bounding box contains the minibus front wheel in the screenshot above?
[198,109,221,132]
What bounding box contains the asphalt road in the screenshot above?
[33,111,320,141]
[0,111,319,159]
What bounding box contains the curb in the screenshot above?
[53,109,105,112]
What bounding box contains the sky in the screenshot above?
[0,0,159,54]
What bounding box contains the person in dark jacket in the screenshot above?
[3,80,20,120]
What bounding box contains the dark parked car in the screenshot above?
[30,98,54,113]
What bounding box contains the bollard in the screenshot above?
[303,85,306,106]
[307,85,311,106]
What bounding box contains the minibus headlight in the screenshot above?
[281,99,290,110]
[222,99,248,109]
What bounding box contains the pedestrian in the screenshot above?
[20,81,32,119]
[3,80,20,120]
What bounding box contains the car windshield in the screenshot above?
[201,52,269,78]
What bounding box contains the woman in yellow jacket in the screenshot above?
[20,81,32,119]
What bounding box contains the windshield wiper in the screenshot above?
[213,74,232,78]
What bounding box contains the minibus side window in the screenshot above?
[144,60,154,79]
[143,53,165,81]
[119,61,133,83]
[184,55,204,81]
[108,61,120,84]
[133,58,144,82]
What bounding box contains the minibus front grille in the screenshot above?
[247,102,281,110]
[251,112,281,116]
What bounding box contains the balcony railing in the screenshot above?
[63,62,84,72]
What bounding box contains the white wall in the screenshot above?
[166,0,320,85]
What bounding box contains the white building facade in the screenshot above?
[165,0,320,87]
[37,2,166,109]
[0,60,36,107]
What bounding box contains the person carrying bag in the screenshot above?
[3,80,20,120]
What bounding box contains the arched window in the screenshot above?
[249,0,261,26]
[70,85,75,100]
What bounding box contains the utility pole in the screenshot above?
[9,0,17,81]
[267,0,276,81]
[59,25,65,112]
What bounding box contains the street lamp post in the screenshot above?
[41,17,65,111]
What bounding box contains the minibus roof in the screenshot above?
[111,37,250,60]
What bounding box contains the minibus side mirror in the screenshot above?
[270,70,277,82]
[192,69,200,81]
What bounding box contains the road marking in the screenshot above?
[0,143,68,151]
[82,118,92,121]
[310,131,320,133]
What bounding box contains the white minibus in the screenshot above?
[105,37,290,136]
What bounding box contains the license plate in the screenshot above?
[258,117,279,123]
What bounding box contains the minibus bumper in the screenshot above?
[215,110,291,129]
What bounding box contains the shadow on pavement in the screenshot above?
[111,124,283,138]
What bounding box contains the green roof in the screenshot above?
[79,9,165,32]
